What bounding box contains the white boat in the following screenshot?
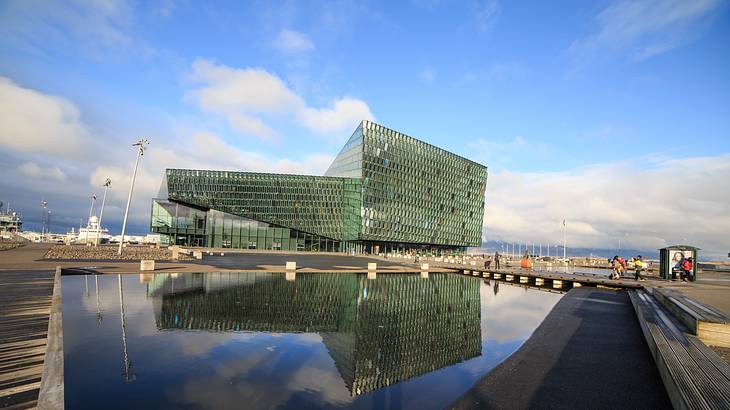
[74,216,110,244]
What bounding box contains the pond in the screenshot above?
[62,272,562,409]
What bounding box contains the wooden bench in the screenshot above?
[629,289,730,409]
[648,287,730,348]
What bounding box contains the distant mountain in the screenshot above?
[476,240,658,260]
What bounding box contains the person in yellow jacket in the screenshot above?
[633,255,646,281]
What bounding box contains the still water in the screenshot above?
[62,272,561,409]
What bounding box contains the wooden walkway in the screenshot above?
[0,271,54,409]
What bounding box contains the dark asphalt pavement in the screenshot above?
[450,287,671,409]
[188,252,411,270]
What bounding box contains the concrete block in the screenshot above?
[471,261,476,266]
[506,274,514,281]
[421,263,429,271]
[553,280,563,289]
[286,261,296,270]
[193,250,203,259]
[140,260,155,271]
[536,278,544,285]
[285,271,296,281]
[573,282,582,287]
[220,252,225,256]
[171,273,179,279]
[494,273,501,279]
[520,276,528,284]
[367,262,377,270]
[464,270,470,275]
[420,271,429,278]
[367,271,377,280]
[139,273,153,284]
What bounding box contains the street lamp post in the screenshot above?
[87,194,97,229]
[118,139,148,256]
[95,179,112,246]
[562,219,567,263]
[41,200,48,239]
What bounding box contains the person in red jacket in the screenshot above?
[681,257,694,282]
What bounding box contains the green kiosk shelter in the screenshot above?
[660,245,700,282]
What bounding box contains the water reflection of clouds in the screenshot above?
[62,273,563,409]
[480,281,561,344]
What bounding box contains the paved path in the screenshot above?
[0,244,436,274]
[0,270,54,409]
[450,287,671,409]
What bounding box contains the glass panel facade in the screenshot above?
[151,199,345,251]
[163,170,361,242]
[151,120,487,252]
[327,120,488,247]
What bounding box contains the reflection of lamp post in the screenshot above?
[118,275,135,382]
[95,275,103,325]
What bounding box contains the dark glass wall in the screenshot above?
[327,120,488,247]
[163,170,362,242]
[151,199,346,251]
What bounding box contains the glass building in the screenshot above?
[151,120,488,253]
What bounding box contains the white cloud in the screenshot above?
[419,67,436,83]
[272,29,315,53]
[483,154,730,258]
[186,59,374,140]
[0,0,134,57]
[17,162,66,181]
[569,0,720,63]
[473,0,500,32]
[0,77,93,159]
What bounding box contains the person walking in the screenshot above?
[494,251,501,270]
[634,255,646,281]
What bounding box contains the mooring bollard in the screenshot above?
[285,271,296,281]
[421,263,429,271]
[286,261,296,270]
[367,262,377,271]
[140,260,155,271]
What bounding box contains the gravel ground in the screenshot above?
[0,242,24,251]
[44,245,189,260]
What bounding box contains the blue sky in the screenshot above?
[1,0,728,257]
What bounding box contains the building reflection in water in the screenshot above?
[148,272,481,396]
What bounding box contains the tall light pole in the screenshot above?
[562,219,567,263]
[87,194,97,228]
[95,179,112,246]
[41,200,48,239]
[118,139,148,256]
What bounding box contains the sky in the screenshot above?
[0,0,728,258]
